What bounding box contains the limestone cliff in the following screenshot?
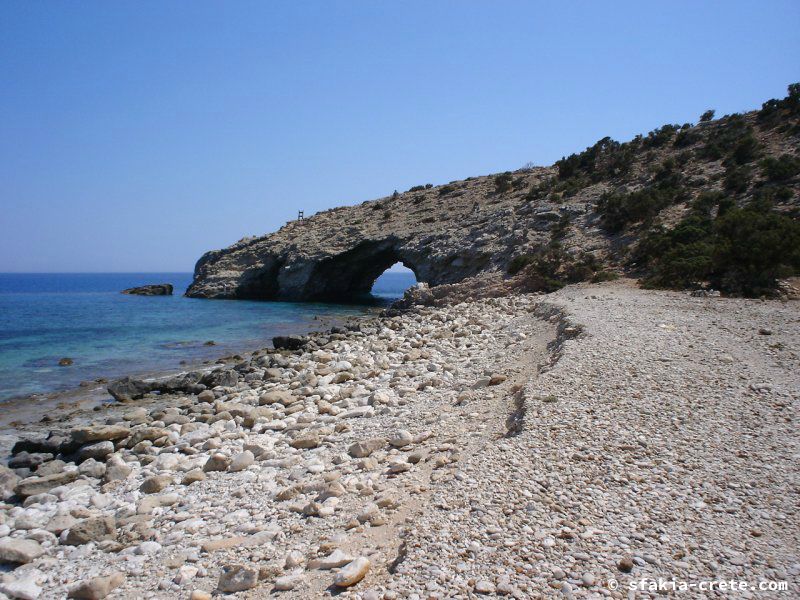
[187,86,799,301]
[186,165,578,300]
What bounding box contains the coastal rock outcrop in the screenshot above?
[106,369,236,401]
[185,171,560,301]
[186,88,800,302]
[121,284,173,296]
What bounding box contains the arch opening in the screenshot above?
[304,240,421,302]
[370,262,418,301]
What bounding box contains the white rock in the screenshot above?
[333,557,370,587]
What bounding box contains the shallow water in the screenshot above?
[0,271,416,401]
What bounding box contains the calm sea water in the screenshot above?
[0,272,416,401]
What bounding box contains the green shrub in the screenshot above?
[643,124,680,148]
[494,172,513,194]
[508,255,536,275]
[591,270,619,283]
[700,114,753,161]
[723,165,752,193]
[712,200,800,295]
[598,187,678,233]
[408,184,431,192]
[512,176,528,190]
[550,213,571,240]
[699,109,715,123]
[653,158,682,188]
[510,245,603,289]
[555,136,634,182]
[729,133,760,165]
[674,128,701,148]
[438,184,456,196]
[525,178,553,202]
[636,198,800,296]
[554,175,589,197]
[563,253,600,283]
[758,83,800,127]
[760,154,800,181]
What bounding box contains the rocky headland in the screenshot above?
[0,281,798,599]
[186,86,799,302]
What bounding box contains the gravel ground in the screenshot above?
[385,282,800,599]
[1,281,797,599]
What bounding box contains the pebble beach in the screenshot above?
[0,281,798,599]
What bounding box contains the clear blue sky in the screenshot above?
[1,1,798,272]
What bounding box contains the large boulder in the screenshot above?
[393,282,436,308]
[0,465,20,500]
[108,370,234,401]
[11,432,79,457]
[71,425,130,445]
[217,564,259,593]
[0,538,44,564]
[121,284,173,296]
[64,516,116,545]
[76,441,115,462]
[107,377,154,402]
[272,335,308,351]
[15,469,79,498]
[68,572,125,599]
[201,369,238,388]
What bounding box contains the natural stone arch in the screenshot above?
[301,239,420,301]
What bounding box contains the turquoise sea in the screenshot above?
[0,271,415,401]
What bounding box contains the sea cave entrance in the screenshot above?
[370,262,418,301]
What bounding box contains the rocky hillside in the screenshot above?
[187,85,800,301]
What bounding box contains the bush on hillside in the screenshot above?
[758,83,800,128]
[700,113,754,161]
[674,128,701,148]
[598,186,680,233]
[508,254,536,275]
[729,133,761,165]
[699,109,716,123]
[635,196,800,296]
[723,165,752,193]
[525,178,554,202]
[509,245,604,291]
[761,154,800,182]
[494,172,513,194]
[555,136,635,182]
[550,213,571,240]
[643,124,680,148]
[591,270,619,283]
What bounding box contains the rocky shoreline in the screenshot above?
[0,312,359,435]
[0,281,797,599]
